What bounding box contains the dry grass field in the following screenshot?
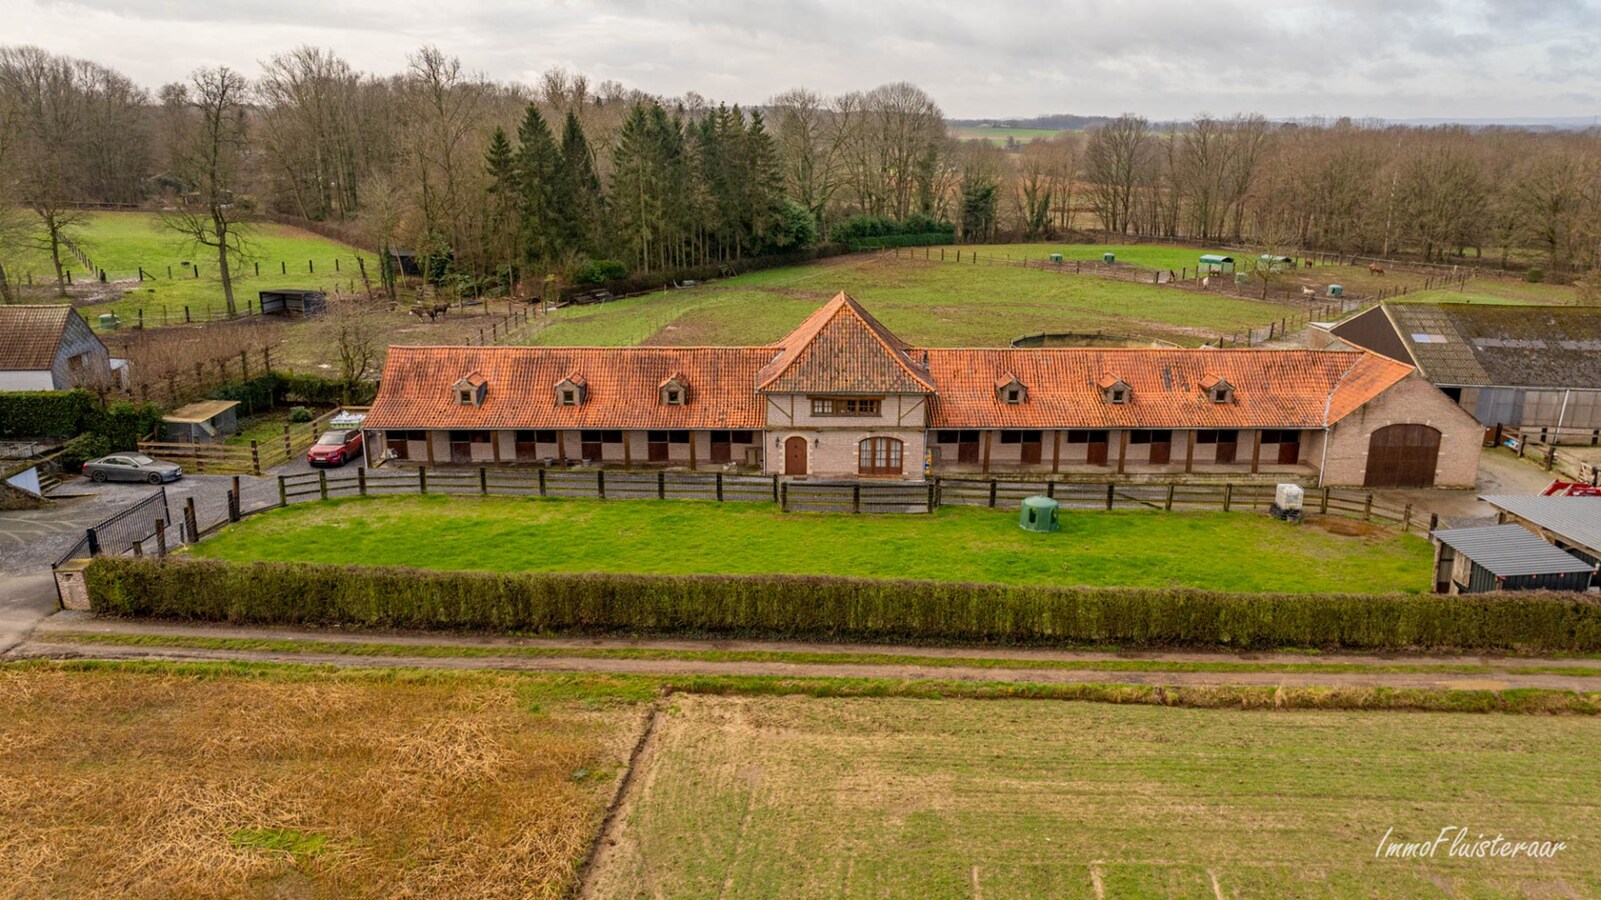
[588,695,1601,898]
[0,664,648,899]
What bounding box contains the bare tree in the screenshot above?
[1082,115,1151,234]
[160,67,253,315]
[327,300,383,399]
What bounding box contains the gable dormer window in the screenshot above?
[452,373,488,406]
[1098,374,1131,405]
[555,374,586,406]
[995,375,1027,404]
[659,374,688,406]
[1200,373,1234,404]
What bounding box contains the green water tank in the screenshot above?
[1049,253,1063,263]
[1102,252,1116,264]
[1327,284,1343,298]
[1019,495,1060,532]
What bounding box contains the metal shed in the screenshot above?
[259,289,327,318]
[1430,524,1596,594]
[1258,254,1294,272]
[1198,254,1234,274]
[161,400,241,444]
[1480,495,1601,584]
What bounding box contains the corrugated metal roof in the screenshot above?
[163,400,240,424]
[1478,495,1601,554]
[1431,525,1597,577]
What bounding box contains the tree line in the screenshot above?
[3,42,1599,309]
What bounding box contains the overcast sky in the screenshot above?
[7,0,1601,121]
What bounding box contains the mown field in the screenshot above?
[4,211,377,327]
[189,495,1432,593]
[524,252,1299,348]
[951,126,1067,144]
[590,694,1601,898]
[0,663,645,899]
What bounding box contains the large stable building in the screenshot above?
[1314,302,1601,432]
[364,293,1481,488]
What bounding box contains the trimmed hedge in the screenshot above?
[84,558,1601,653]
[0,390,98,438]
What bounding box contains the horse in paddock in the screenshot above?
[1300,286,1317,298]
[1368,262,1385,275]
[432,302,450,317]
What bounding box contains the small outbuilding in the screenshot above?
[161,400,241,444]
[1198,254,1234,275]
[1019,495,1060,532]
[1258,254,1295,272]
[1430,524,1596,594]
[259,289,327,318]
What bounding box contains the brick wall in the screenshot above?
[1320,373,1482,488]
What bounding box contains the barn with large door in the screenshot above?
[1364,424,1443,488]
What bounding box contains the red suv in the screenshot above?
[306,429,364,467]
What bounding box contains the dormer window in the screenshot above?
[1098,374,1131,405]
[995,374,1027,404]
[452,373,488,406]
[1200,373,1234,404]
[659,373,688,406]
[555,374,586,406]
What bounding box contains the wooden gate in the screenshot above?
[1364,424,1441,488]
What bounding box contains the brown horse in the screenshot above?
[1368,262,1385,276]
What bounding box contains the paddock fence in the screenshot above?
[52,486,173,567]
[272,466,1438,532]
[1487,424,1601,484]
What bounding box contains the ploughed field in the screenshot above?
[188,495,1432,593]
[589,694,1601,898]
[0,664,645,899]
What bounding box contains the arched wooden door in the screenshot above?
[784,436,808,476]
[1363,424,1441,488]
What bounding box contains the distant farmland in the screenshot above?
[952,125,1068,144]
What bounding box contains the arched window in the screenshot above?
[858,437,903,475]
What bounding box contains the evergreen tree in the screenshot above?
[513,104,561,269]
[610,104,662,273]
[553,109,603,258]
[483,126,518,290]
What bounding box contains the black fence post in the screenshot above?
[597,469,606,499]
[716,472,724,502]
[538,468,547,497]
[86,527,101,557]
[1105,483,1115,510]
[358,467,367,496]
[771,474,779,503]
[318,470,329,501]
[479,466,489,495]
[277,475,288,507]
[780,481,789,511]
[419,467,428,495]
[1364,493,1373,521]
[1045,480,1055,499]
[852,483,861,514]
[1222,483,1233,512]
[989,479,998,508]
[659,470,667,500]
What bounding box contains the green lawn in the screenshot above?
[591,695,1601,897]
[525,252,1296,348]
[191,495,1431,593]
[4,210,377,327]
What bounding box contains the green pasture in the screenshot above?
[190,495,1432,594]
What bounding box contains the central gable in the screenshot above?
[757,292,934,394]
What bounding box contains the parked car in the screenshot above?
[307,430,364,467]
[83,453,183,484]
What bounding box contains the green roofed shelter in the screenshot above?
[1198,254,1235,274]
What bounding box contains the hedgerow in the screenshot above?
[85,557,1601,653]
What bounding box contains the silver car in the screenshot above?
[83,453,183,484]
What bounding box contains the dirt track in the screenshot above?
[11,613,1601,693]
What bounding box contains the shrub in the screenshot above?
[571,259,628,285]
[288,406,313,423]
[89,401,163,449]
[84,558,1601,654]
[58,433,111,472]
[1525,267,1544,283]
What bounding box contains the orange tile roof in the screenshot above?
[366,346,772,431]
[922,348,1413,430]
[756,292,934,393]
